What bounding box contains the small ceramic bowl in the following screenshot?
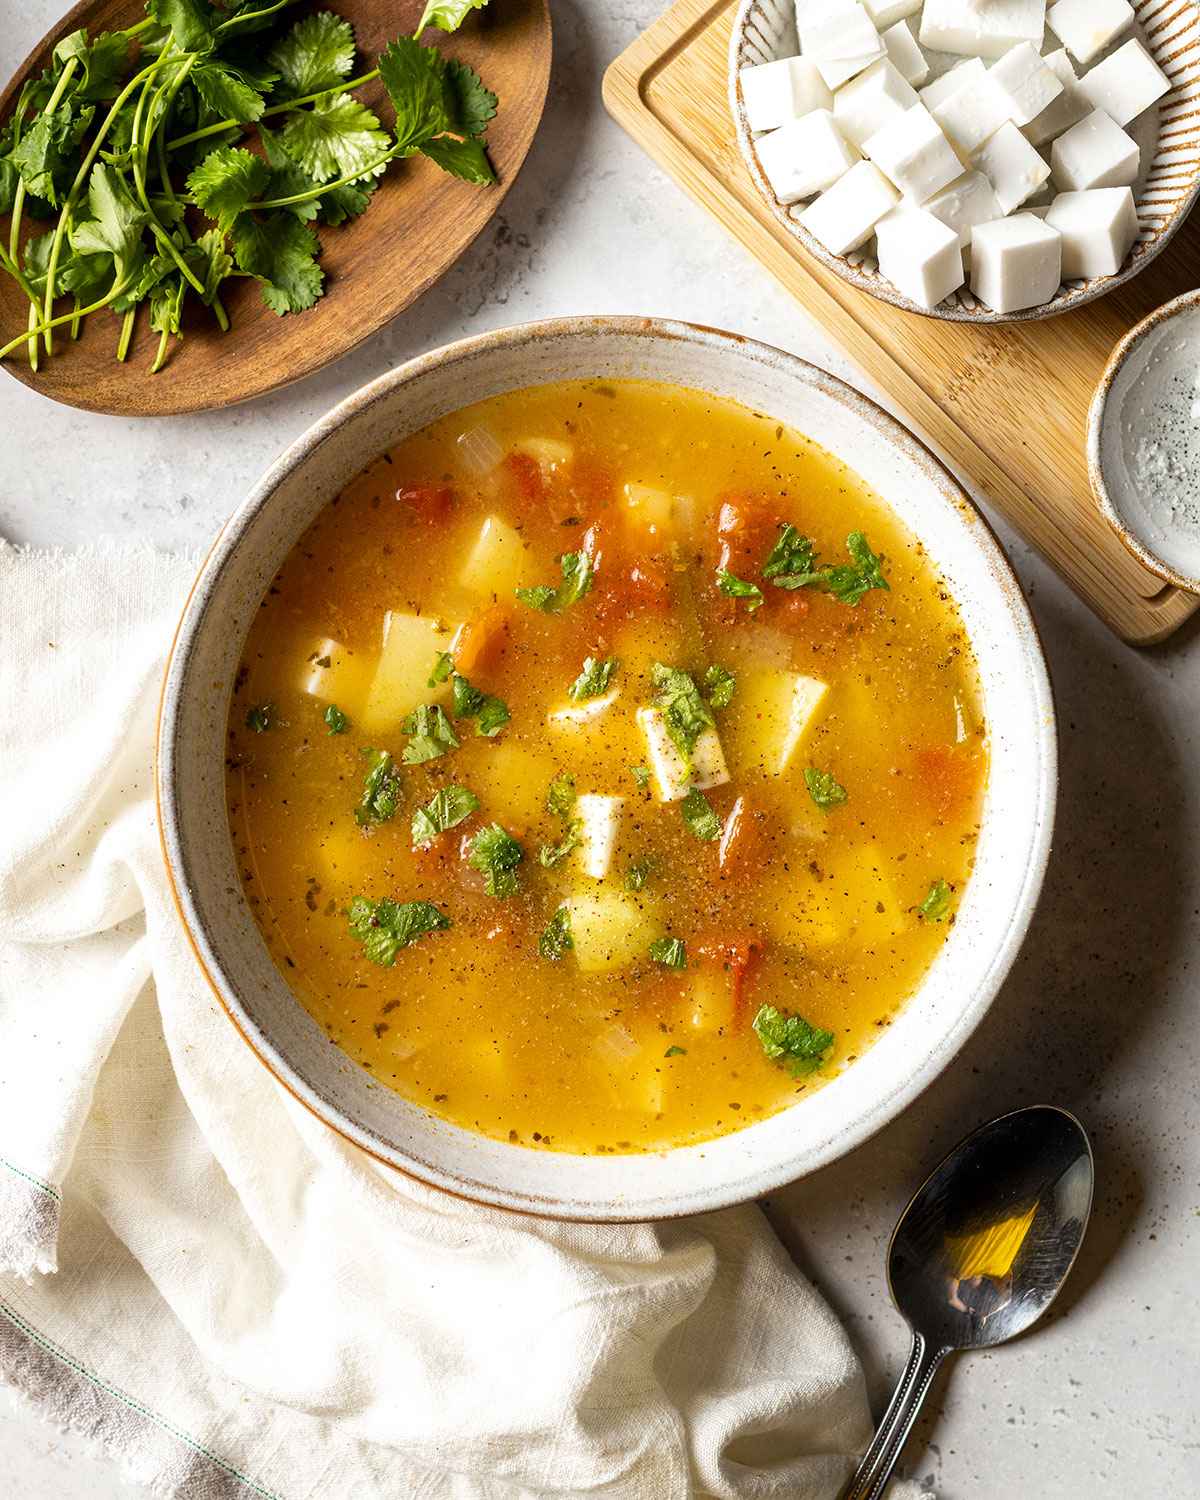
[157,316,1056,1222]
[1088,288,1200,592]
[729,0,1200,323]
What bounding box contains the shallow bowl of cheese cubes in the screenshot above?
[731,0,1200,318]
[158,316,1055,1218]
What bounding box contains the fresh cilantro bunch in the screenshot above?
[0,0,498,374]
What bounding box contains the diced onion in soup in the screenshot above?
[455,426,503,476]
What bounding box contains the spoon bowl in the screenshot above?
[843,1106,1093,1500]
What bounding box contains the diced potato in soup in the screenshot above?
[226,380,986,1154]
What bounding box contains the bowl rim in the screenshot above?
[727,0,1200,325]
[157,313,1058,1221]
[1086,286,1200,594]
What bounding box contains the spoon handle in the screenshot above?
[840,1331,947,1500]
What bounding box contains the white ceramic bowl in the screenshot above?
[158,317,1056,1222]
[730,0,1200,323]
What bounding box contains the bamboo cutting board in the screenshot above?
[602,0,1200,645]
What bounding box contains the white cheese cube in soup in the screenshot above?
[1045,186,1138,277]
[757,110,861,203]
[834,59,919,148]
[930,70,1012,155]
[568,890,656,973]
[919,0,1046,60]
[875,204,965,307]
[919,57,983,111]
[923,170,1003,250]
[988,43,1064,128]
[864,104,962,202]
[881,20,929,86]
[1051,108,1139,190]
[1047,0,1134,68]
[974,121,1051,213]
[1078,39,1171,127]
[547,688,620,731]
[860,0,920,30]
[636,708,729,801]
[575,794,624,879]
[727,670,829,777]
[739,56,833,133]
[360,612,458,732]
[805,8,886,90]
[458,514,533,601]
[299,637,373,716]
[970,213,1063,312]
[1023,50,1091,146]
[799,160,899,253]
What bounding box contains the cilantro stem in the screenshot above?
[150,324,171,374]
[40,56,177,360]
[116,306,135,361]
[164,69,383,151]
[250,148,401,210]
[70,296,82,339]
[214,0,295,36]
[0,274,132,362]
[26,303,39,372]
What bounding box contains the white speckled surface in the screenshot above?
[2,2,1199,1496]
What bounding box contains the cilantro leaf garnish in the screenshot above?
[538,827,581,868]
[568,656,619,701]
[918,878,954,922]
[401,703,460,763]
[417,0,491,34]
[378,36,451,147]
[324,703,349,734]
[280,94,391,183]
[515,551,594,614]
[411,783,479,846]
[651,664,715,760]
[664,1044,686,1058]
[752,1004,834,1076]
[469,823,524,898]
[427,650,453,687]
[538,904,572,960]
[681,787,721,841]
[268,12,356,98]
[245,702,273,732]
[804,767,847,811]
[193,64,267,125]
[822,532,889,606]
[149,0,216,53]
[445,59,497,138]
[625,858,653,892]
[229,212,324,314]
[716,568,763,610]
[348,895,450,966]
[356,748,403,825]
[762,523,819,587]
[187,146,270,231]
[630,765,651,789]
[703,664,736,709]
[649,937,686,969]
[546,771,576,819]
[420,135,495,185]
[451,672,509,736]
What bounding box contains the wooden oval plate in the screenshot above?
[0,0,551,415]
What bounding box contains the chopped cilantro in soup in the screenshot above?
[226,380,986,1153]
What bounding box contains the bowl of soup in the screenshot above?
[158,316,1055,1220]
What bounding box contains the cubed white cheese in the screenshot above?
[1045,186,1138,277]
[988,42,1064,127]
[575,794,624,880]
[882,19,929,86]
[875,203,965,307]
[919,57,982,110]
[864,104,962,202]
[547,688,620,729]
[1050,108,1139,190]
[861,0,920,31]
[834,58,919,148]
[1078,39,1171,126]
[970,212,1063,312]
[636,708,729,802]
[1023,49,1091,146]
[1047,0,1134,68]
[919,0,1047,60]
[804,7,886,90]
[973,120,1051,213]
[931,70,1011,155]
[800,159,900,252]
[757,110,861,203]
[923,170,1004,249]
[739,56,833,133]
[459,514,533,600]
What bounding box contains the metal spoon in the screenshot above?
[842,1105,1094,1500]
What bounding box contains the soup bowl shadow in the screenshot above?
[157,316,1056,1222]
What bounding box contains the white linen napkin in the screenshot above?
[0,543,930,1500]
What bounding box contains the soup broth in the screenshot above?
[226,380,986,1153]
